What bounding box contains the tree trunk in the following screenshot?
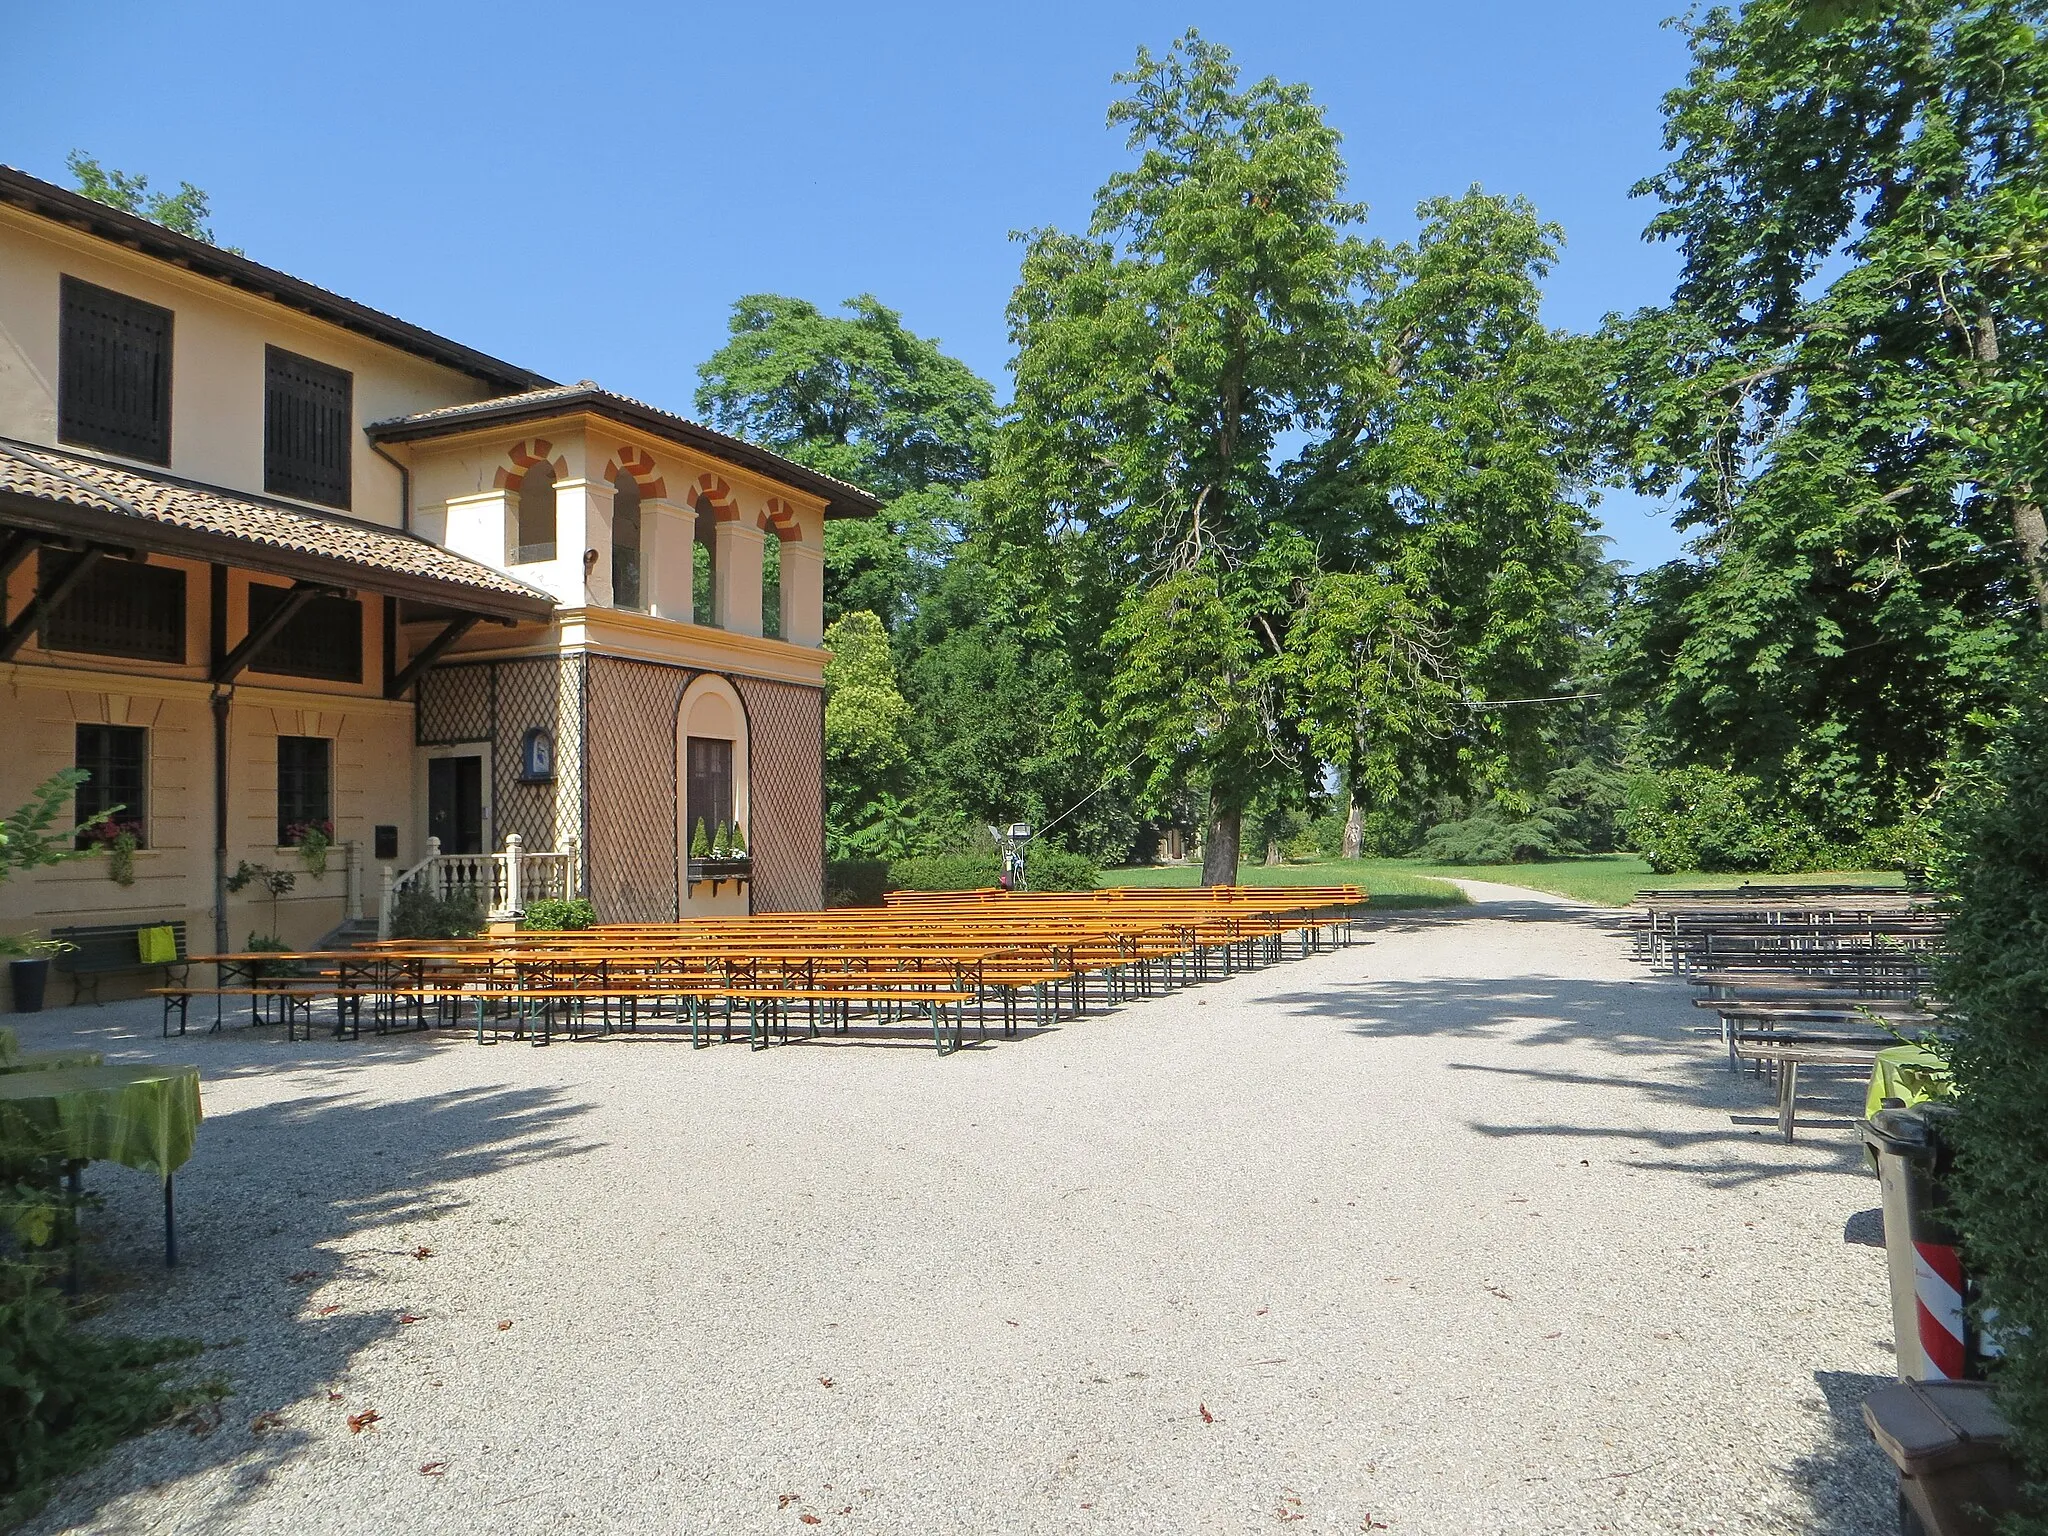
[1969,304,2048,624]
[1341,799,1364,861]
[1264,836,1281,867]
[1200,795,1241,887]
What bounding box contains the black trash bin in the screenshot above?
[1861,1105,1980,1382]
[8,956,49,1013]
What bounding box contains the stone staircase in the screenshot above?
[315,916,380,951]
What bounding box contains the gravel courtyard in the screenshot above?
[16,885,1896,1535]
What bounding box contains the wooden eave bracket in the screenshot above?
[384,613,512,699]
[212,579,339,683]
[0,544,108,660]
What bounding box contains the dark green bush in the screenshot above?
[389,886,486,940]
[824,859,890,907]
[1623,765,1935,874]
[1421,810,1566,864]
[1021,847,1101,891]
[887,853,1000,891]
[0,1140,203,1524]
[1935,693,2048,1527]
[521,897,596,931]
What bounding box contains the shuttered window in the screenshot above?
[59,276,173,465]
[685,736,734,844]
[38,552,186,662]
[276,736,331,846]
[264,346,353,508]
[247,582,363,682]
[75,724,149,848]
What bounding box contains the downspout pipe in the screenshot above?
[211,685,231,955]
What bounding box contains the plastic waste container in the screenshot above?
[1863,1379,2023,1536]
[1861,1104,1981,1382]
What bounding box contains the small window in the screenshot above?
[59,276,173,464]
[265,346,353,508]
[512,462,557,564]
[612,472,643,610]
[39,553,185,662]
[685,736,733,842]
[277,736,332,846]
[75,723,148,848]
[247,582,363,682]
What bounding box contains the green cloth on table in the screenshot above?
[1866,1044,1952,1118]
[0,1063,202,1179]
[0,1026,16,1065]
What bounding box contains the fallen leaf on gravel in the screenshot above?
[347,1410,380,1434]
[1256,1306,1268,1315]
[497,1320,513,1331]
[288,1270,319,1284]
[327,1391,343,1402]
[818,1376,834,1388]
[777,1494,799,1510]
[1485,1285,1512,1300]
[420,1461,447,1476]
[250,1411,284,1435]
[399,1313,424,1325]
[1199,1403,1215,1424]
[1362,1517,1389,1532]
[1542,1331,1562,1339]
[800,1517,821,1526]
[316,1305,341,1316]
[1005,1319,1019,1327]
[411,1246,433,1260]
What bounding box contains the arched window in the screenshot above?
[692,497,716,626]
[512,461,557,564]
[611,471,643,610]
[761,533,782,639]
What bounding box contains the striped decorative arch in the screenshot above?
[688,473,740,523]
[758,496,803,543]
[492,438,569,491]
[602,444,668,500]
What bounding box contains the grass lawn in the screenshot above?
[1099,853,1907,909]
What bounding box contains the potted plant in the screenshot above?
[688,819,752,886]
[284,819,334,877]
[92,818,142,886]
[227,860,297,948]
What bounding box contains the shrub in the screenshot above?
[887,853,1000,892]
[1934,691,2048,1523]
[389,886,485,940]
[1422,810,1565,864]
[1021,847,1101,892]
[824,859,890,907]
[1,1138,204,1524]
[521,897,596,931]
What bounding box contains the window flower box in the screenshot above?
[687,855,752,886]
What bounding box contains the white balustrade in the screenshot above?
[379,833,583,934]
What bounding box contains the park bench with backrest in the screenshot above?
[51,920,187,1005]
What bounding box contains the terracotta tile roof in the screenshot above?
[369,383,883,520]
[0,438,554,616]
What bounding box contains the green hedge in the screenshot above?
[824,859,890,907]
[883,849,1100,893]
[1936,694,2048,1527]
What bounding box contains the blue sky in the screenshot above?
[6,0,1696,567]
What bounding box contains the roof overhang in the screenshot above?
[0,165,552,395]
[0,491,554,624]
[369,389,884,521]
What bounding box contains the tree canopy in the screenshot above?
[66,152,226,246]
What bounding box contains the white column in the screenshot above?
[378,865,395,940]
[443,490,515,570]
[502,832,524,916]
[714,522,766,637]
[556,478,611,609]
[779,541,825,647]
[644,500,694,622]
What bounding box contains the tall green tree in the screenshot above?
[990,32,1375,882]
[695,294,996,628]
[1610,1,2048,834]
[66,152,225,246]
[820,610,913,856]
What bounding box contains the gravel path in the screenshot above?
[14,887,1896,1534]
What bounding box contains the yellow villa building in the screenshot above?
[0,165,877,1003]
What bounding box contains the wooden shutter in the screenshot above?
[264,346,353,508]
[59,277,173,464]
[39,554,186,662]
[247,582,363,682]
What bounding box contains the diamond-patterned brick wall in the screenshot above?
[493,657,584,856]
[586,656,689,922]
[416,664,492,746]
[733,675,824,912]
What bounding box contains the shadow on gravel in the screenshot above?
[1790,1369,1898,1534]
[1266,972,1878,1185]
[29,1082,595,1536]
